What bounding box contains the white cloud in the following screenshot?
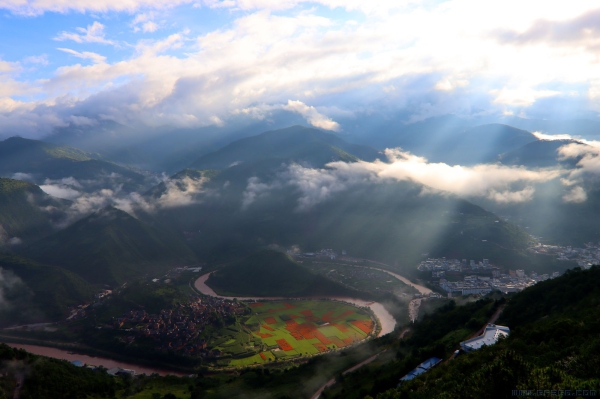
[532,131,578,141]
[40,184,81,200]
[235,100,341,131]
[8,237,23,246]
[23,54,49,65]
[284,100,341,131]
[272,149,562,210]
[57,48,107,64]
[563,186,587,203]
[54,22,114,45]
[5,2,600,135]
[241,176,278,209]
[142,21,159,33]
[490,88,561,107]
[132,12,160,33]
[155,175,209,208]
[11,172,34,182]
[487,187,536,203]
[0,0,193,15]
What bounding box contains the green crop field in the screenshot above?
[215,300,373,367]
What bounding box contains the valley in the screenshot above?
[0,120,600,398]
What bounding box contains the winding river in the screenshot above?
[194,272,397,336]
[3,343,188,376]
[3,265,424,377]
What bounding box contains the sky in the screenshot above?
[2,0,600,138]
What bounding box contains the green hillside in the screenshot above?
[0,253,92,326]
[0,137,149,193]
[207,250,359,297]
[323,266,600,399]
[0,178,62,243]
[26,206,198,286]
[148,158,538,272]
[189,125,381,170]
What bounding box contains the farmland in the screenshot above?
[212,300,375,367]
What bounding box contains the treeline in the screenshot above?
[360,266,600,399]
[0,344,118,399]
[319,297,498,398]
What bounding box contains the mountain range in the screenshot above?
[0,120,595,325]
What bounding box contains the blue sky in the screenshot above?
[1,0,600,138]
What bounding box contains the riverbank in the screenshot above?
[3,342,189,376]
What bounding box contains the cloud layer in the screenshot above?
[2,2,600,137]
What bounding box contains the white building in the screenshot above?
[460,324,510,352]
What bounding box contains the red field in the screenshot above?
[259,352,267,360]
[257,333,273,338]
[250,303,264,308]
[276,339,294,351]
[351,320,374,334]
[329,336,347,348]
[313,343,328,352]
[264,317,277,325]
[332,323,349,333]
[322,311,334,322]
[262,324,275,331]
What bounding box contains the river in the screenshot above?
[194,273,397,336]
[3,343,188,376]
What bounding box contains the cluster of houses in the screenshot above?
[439,269,560,296]
[418,258,500,278]
[110,296,247,358]
[531,242,600,269]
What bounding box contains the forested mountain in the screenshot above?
[0,137,149,193]
[143,144,542,273]
[0,253,93,326]
[379,122,538,165]
[0,178,63,244]
[25,206,197,285]
[189,125,382,170]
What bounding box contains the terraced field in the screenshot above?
[222,300,374,366]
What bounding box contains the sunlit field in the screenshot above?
[215,301,374,367]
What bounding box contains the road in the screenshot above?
[12,373,24,399]
[310,351,385,399]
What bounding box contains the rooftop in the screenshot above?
[460,324,510,352]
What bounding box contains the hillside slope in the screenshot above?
[0,137,149,193]
[0,178,63,244]
[498,139,586,167]
[207,249,359,297]
[26,206,197,286]
[0,253,92,326]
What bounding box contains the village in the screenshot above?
[418,257,561,296]
[108,296,248,358]
[530,242,600,269]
